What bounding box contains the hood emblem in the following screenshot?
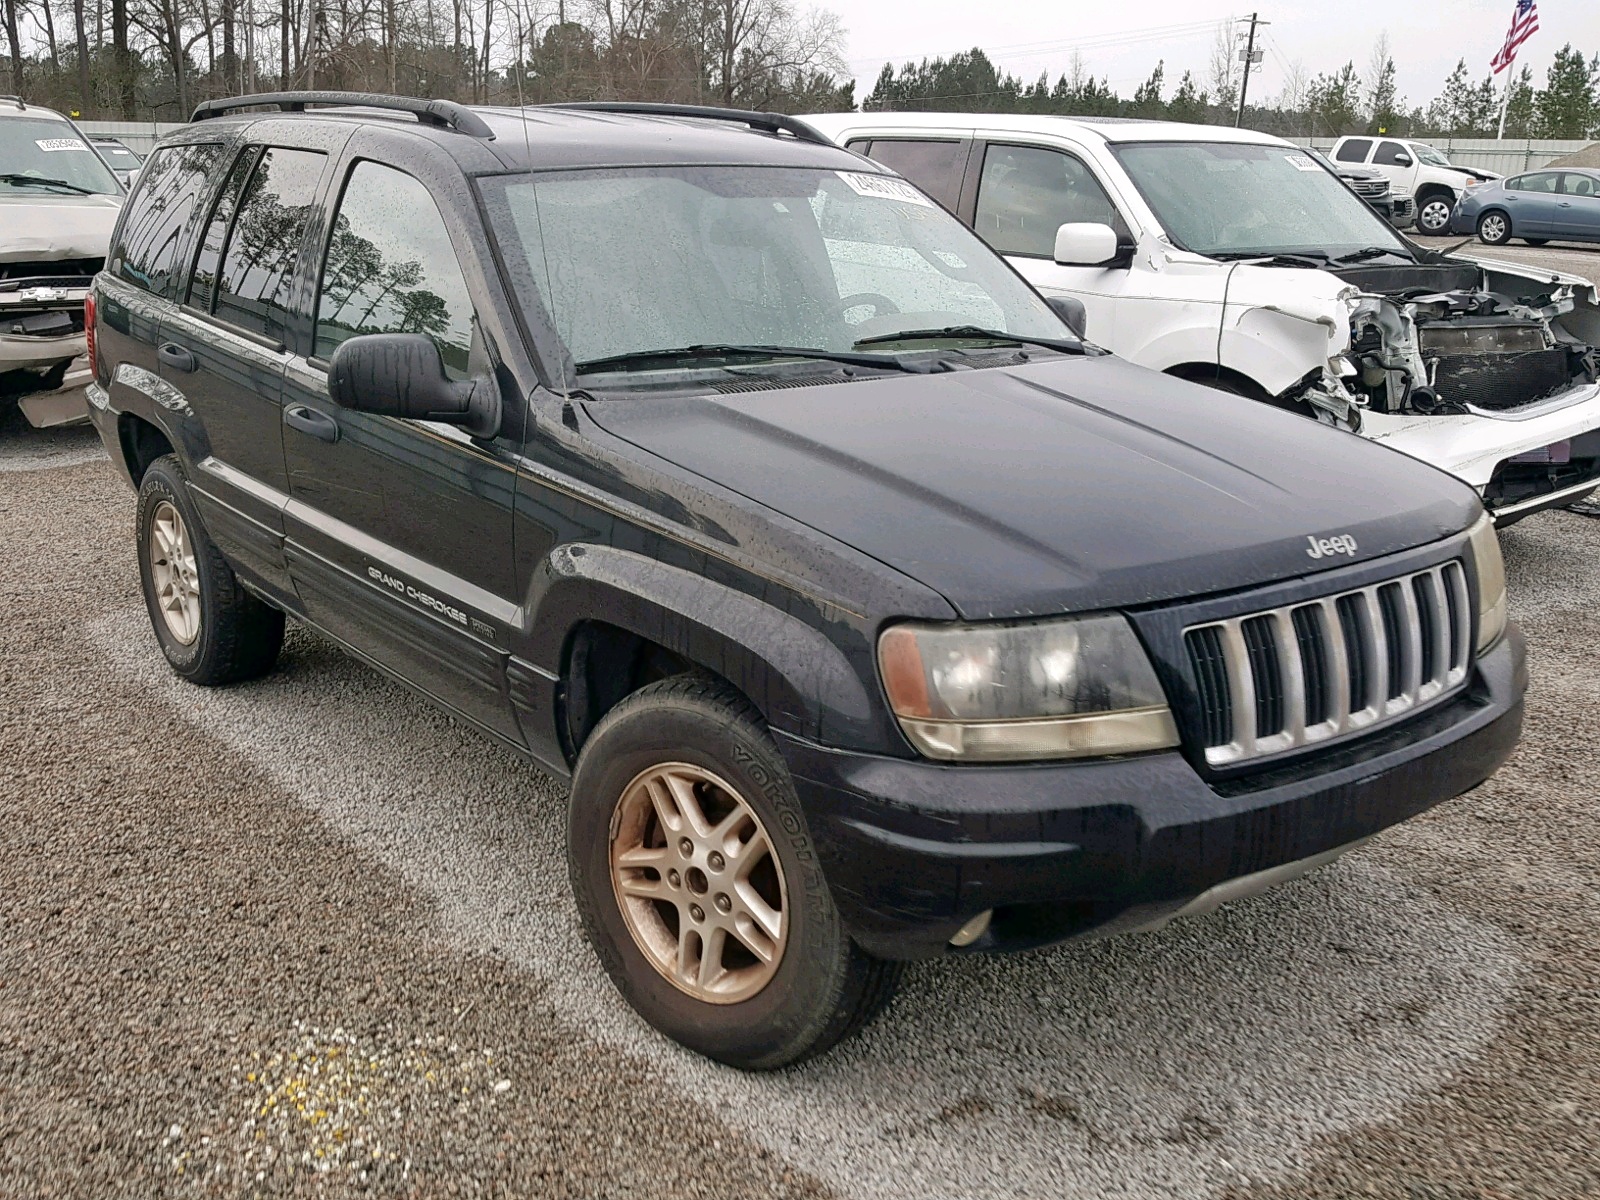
[1306,533,1359,560]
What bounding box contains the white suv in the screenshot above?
[803,112,1600,524]
[0,96,123,427]
[1329,136,1498,236]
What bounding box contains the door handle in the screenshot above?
[157,342,196,373]
[284,404,340,444]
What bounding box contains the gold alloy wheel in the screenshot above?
[149,499,201,646]
[609,762,789,1004]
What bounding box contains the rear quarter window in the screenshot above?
[108,142,224,299]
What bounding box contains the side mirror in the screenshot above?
[1393,153,1412,167]
[327,333,500,439]
[1053,222,1120,266]
[1046,295,1088,339]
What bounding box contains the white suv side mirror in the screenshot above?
[1393,153,1412,167]
[1053,222,1119,266]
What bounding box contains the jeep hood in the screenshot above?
[0,193,121,261]
[584,356,1481,620]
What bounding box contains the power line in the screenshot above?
[843,19,1227,72]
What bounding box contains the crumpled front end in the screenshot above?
[1301,257,1600,523]
[0,257,98,392]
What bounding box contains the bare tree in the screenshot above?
[1208,17,1239,112]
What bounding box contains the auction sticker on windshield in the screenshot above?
[836,171,934,208]
[35,138,90,153]
[1285,154,1322,172]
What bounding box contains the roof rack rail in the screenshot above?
[0,95,25,110]
[541,102,832,147]
[190,91,494,140]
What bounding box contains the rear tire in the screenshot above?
[1477,211,1513,246]
[136,454,285,685]
[568,676,902,1070]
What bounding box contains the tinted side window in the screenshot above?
[1511,173,1561,193]
[108,142,223,298]
[860,139,967,211]
[1334,139,1372,163]
[188,146,260,312]
[314,162,475,379]
[974,144,1123,258]
[1373,141,1410,166]
[213,147,327,341]
[1560,173,1598,197]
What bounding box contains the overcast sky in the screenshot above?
[833,1,1600,110]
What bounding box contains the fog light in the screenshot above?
[949,910,993,947]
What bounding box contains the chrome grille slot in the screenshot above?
[1185,561,1471,767]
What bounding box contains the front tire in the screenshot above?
[137,454,285,685]
[1417,195,1454,235]
[1478,211,1513,246]
[568,676,901,1070]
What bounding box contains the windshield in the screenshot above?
[0,117,122,195]
[1112,141,1408,260]
[478,165,1068,380]
[1414,144,1451,167]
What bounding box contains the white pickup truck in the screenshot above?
[804,112,1600,524]
[1329,136,1498,236]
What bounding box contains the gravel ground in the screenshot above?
[2,397,1598,1199]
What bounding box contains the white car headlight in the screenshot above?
[1467,512,1508,653]
[878,614,1179,762]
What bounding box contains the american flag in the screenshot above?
[1491,0,1539,74]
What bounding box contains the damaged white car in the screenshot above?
[1,97,123,428]
[804,113,1600,525]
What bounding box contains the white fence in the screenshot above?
[76,120,184,155]
[1292,137,1593,175]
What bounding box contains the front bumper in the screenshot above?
[1359,385,1600,524]
[781,627,1525,960]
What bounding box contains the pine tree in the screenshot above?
[1168,70,1208,124]
[1427,59,1472,134]
[1535,43,1597,137]
[1503,64,1537,138]
[1130,60,1166,119]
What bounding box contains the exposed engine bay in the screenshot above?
[1333,259,1599,418]
[1286,255,1600,516]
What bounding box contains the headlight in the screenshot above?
[877,614,1179,762]
[1467,512,1507,653]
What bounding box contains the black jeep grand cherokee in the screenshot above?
[86,93,1525,1070]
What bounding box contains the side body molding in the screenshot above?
[512,543,887,766]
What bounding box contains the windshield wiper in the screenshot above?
[1332,246,1413,265]
[0,173,97,195]
[1210,250,1331,268]
[853,325,1086,355]
[573,343,931,376]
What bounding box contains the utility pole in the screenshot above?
[1235,12,1267,128]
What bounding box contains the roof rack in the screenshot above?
[190,91,495,140]
[0,95,25,110]
[541,102,832,147]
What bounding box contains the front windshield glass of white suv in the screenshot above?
[0,117,122,195]
[1414,144,1451,167]
[479,165,1069,378]
[1113,142,1409,261]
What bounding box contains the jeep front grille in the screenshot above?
[1183,561,1471,767]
